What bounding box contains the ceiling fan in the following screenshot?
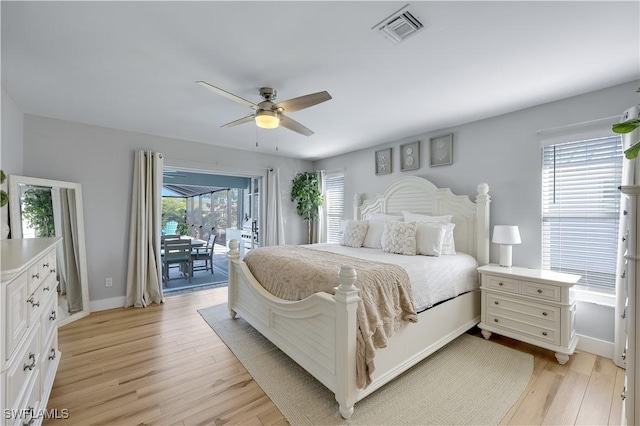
[196,81,332,136]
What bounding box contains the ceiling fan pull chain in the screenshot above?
[255,126,259,147]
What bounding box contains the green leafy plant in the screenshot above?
[291,172,324,244]
[0,170,7,207]
[22,187,55,237]
[612,87,640,159]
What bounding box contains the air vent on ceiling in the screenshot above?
[372,4,425,44]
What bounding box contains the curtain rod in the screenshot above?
[537,115,620,135]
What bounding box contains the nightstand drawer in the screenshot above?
[487,294,559,324]
[521,280,561,302]
[485,275,519,293]
[486,312,560,345]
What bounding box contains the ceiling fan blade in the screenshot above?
[280,115,314,136]
[196,81,259,110]
[221,114,255,128]
[274,91,332,114]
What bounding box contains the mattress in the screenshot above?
[307,243,479,312]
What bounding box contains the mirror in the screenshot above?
[9,175,90,326]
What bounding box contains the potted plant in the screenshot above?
[613,88,640,159]
[291,172,324,244]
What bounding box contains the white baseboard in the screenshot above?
[90,296,126,312]
[576,334,614,359]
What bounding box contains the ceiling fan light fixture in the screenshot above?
[255,110,280,129]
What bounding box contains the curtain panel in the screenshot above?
[125,150,164,307]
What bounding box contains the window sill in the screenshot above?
[573,286,616,307]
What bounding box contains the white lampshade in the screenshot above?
[255,110,280,129]
[492,225,521,245]
[492,225,521,267]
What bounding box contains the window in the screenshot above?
[325,173,345,243]
[542,135,623,292]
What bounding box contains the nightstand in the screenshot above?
[477,264,580,364]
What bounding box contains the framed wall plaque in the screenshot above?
[400,141,420,171]
[429,134,453,167]
[375,148,392,175]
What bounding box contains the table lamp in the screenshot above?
[492,225,521,267]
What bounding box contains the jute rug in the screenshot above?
[199,303,533,425]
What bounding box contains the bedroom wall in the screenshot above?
[314,80,640,347]
[21,115,312,307]
[1,87,24,176]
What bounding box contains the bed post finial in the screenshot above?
[353,193,363,220]
[475,183,491,266]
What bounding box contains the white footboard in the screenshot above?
[227,240,360,418]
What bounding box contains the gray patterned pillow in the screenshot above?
[340,220,369,248]
[381,221,417,255]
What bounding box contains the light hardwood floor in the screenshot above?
[44,287,625,425]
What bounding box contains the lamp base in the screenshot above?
[499,245,513,267]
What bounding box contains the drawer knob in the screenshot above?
[498,282,504,286]
[621,386,626,400]
[32,272,40,279]
[50,310,57,321]
[27,297,40,307]
[23,408,36,426]
[23,353,36,371]
[494,301,499,305]
[43,262,49,268]
[48,348,57,360]
[494,318,499,323]
[622,348,627,361]
[542,331,548,336]
[537,289,543,294]
[542,312,548,316]
[50,268,56,274]
[43,285,50,291]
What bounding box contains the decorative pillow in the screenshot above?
[402,211,453,224]
[415,222,447,256]
[362,213,403,249]
[340,220,369,248]
[381,221,417,256]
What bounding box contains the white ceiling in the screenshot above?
[2,1,638,161]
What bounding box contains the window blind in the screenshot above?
[542,135,623,291]
[325,173,345,243]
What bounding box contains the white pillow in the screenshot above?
[362,213,402,249]
[364,212,403,222]
[415,222,447,256]
[381,221,417,256]
[402,211,456,255]
[340,220,369,248]
[441,223,456,255]
[402,211,453,223]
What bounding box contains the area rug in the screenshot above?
[198,303,533,425]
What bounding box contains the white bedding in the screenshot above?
[307,243,479,312]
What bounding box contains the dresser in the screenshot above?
[620,186,640,426]
[477,264,580,365]
[1,237,62,426]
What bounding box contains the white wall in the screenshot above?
[22,115,312,302]
[1,87,24,176]
[314,80,640,345]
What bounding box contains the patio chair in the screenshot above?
[164,221,178,235]
[162,238,193,283]
[192,234,216,274]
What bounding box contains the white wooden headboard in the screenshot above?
[354,176,490,265]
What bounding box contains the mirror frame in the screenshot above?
[9,175,90,326]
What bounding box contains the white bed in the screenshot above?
[227,176,491,418]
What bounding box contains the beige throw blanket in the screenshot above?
[243,246,418,388]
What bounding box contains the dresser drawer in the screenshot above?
[486,293,559,324]
[40,292,58,347]
[521,280,561,302]
[6,324,41,412]
[485,275,519,293]
[6,272,30,360]
[486,311,560,345]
